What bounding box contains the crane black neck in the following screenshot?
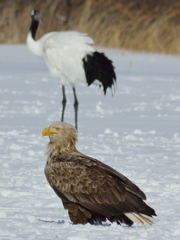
[30,16,39,40]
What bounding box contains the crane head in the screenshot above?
[31,9,40,21]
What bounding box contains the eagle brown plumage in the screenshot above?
[42,122,156,225]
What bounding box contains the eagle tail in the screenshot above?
[124,212,154,225]
[83,51,116,95]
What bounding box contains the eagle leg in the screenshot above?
[63,201,92,224]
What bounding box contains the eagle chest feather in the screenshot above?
[45,156,117,197]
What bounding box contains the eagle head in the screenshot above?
[42,122,77,153]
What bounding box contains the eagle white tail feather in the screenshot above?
[124,212,154,225]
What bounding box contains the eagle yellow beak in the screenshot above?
[42,127,57,136]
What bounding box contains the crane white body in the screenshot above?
[27,31,94,85]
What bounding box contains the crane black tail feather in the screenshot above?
[83,51,116,95]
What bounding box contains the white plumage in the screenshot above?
[27,31,94,85]
[27,10,116,129]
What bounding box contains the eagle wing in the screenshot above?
[45,151,147,217]
[78,152,146,200]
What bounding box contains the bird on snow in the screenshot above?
[27,10,116,129]
[42,121,156,225]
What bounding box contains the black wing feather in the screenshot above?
[83,51,116,94]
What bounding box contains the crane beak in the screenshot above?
[42,127,57,136]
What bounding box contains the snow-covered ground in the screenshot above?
[0,45,180,240]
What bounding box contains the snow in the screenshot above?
[0,45,180,239]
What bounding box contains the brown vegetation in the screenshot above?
[0,0,179,54]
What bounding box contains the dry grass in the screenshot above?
[0,0,179,54]
[76,0,180,54]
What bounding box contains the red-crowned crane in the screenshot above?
[27,10,116,129]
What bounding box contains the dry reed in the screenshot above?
[0,0,179,54]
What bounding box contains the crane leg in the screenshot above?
[72,87,79,130]
[61,85,67,122]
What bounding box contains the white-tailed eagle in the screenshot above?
[42,122,156,225]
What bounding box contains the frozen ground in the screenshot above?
[0,45,180,240]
